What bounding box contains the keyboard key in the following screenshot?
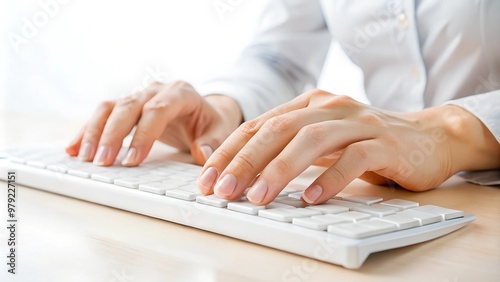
[258,208,321,223]
[352,205,396,217]
[138,173,169,182]
[114,177,153,189]
[328,219,398,238]
[26,160,48,168]
[274,196,307,208]
[379,199,419,210]
[411,205,464,220]
[375,214,420,230]
[165,189,201,201]
[167,172,197,182]
[118,168,152,177]
[371,203,400,212]
[287,192,303,200]
[227,201,294,215]
[305,204,348,214]
[334,211,371,222]
[91,172,124,183]
[292,214,350,230]
[325,199,363,210]
[196,194,231,208]
[342,195,383,205]
[138,181,176,194]
[67,169,92,178]
[397,209,442,225]
[139,179,187,194]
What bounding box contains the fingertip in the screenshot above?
[78,142,95,161]
[247,179,268,205]
[65,144,79,156]
[93,145,111,166]
[66,130,85,156]
[121,147,139,166]
[200,145,214,163]
[197,166,218,195]
[302,184,323,204]
[191,145,210,166]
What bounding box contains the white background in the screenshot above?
[1,0,366,120]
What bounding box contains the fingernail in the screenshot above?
[303,185,323,204]
[78,142,93,161]
[197,167,218,193]
[200,145,213,162]
[121,147,138,166]
[247,179,268,204]
[214,174,237,197]
[93,146,110,166]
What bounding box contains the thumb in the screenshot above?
[191,129,225,166]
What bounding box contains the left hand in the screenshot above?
[196,89,500,205]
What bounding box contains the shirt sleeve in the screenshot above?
[195,0,331,121]
[445,90,500,143]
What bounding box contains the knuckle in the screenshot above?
[297,124,327,145]
[233,152,257,171]
[169,80,193,91]
[269,158,293,177]
[321,95,358,109]
[170,80,189,87]
[212,147,233,164]
[132,129,154,144]
[263,115,294,134]
[83,127,103,144]
[97,100,116,112]
[143,99,169,113]
[358,112,384,127]
[305,88,331,99]
[116,95,141,109]
[346,143,369,162]
[149,81,163,87]
[325,166,347,184]
[238,119,260,138]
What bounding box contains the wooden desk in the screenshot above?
[1,112,499,282]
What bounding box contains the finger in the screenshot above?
[95,88,159,166]
[212,107,343,199]
[246,121,378,204]
[312,151,343,167]
[201,90,316,173]
[190,120,226,166]
[302,140,389,204]
[359,172,395,186]
[124,82,199,166]
[65,125,86,156]
[202,91,352,183]
[78,100,116,162]
[214,102,363,200]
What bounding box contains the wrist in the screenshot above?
[428,105,500,173]
[204,94,243,131]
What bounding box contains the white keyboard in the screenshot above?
[0,147,475,269]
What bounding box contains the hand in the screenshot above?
[197,89,500,205]
[66,81,243,166]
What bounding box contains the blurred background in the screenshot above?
[0,0,366,145]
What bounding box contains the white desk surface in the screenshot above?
[1,111,499,282]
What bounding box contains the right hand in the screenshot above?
[66,80,243,166]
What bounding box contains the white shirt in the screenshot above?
[198,0,500,142]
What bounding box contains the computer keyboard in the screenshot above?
[0,147,475,269]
